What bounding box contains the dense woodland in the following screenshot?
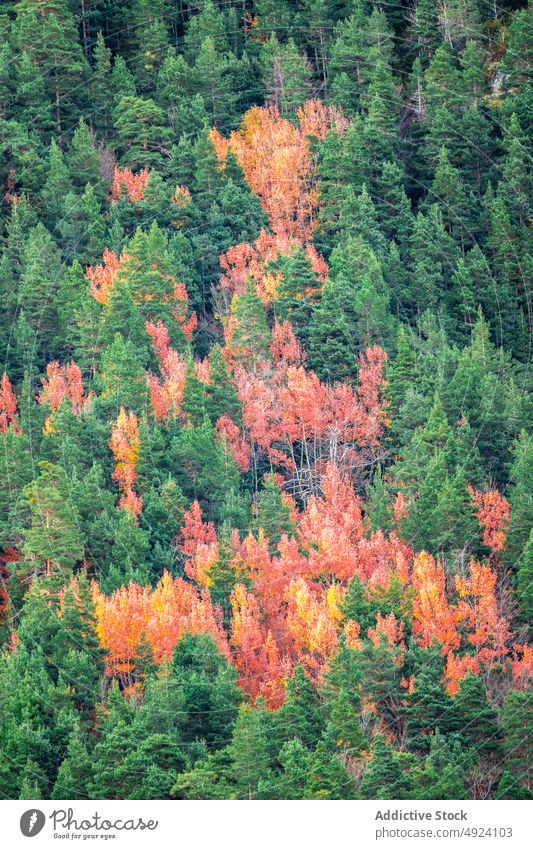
[0,0,531,801]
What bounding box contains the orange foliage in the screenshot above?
[172,185,192,208]
[212,103,339,312]
[86,249,197,340]
[195,357,211,384]
[172,282,198,340]
[85,451,516,708]
[356,531,412,586]
[93,571,229,680]
[468,485,510,553]
[109,408,142,519]
[412,552,510,682]
[237,530,305,645]
[296,100,348,140]
[343,619,363,650]
[111,167,150,202]
[368,612,405,651]
[393,491,408,523]
[0,372,20,434]
[298,463,363,582]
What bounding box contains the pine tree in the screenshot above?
[429,147,472,247]
[258,738,310,800]
[304,741,356,799]
[460,39,487,104]
[111,55,136,104]
[103,510,150,592]
[516,530,533,628]
[90,32,113,136]
[229,284,271,365]
[500,8,532,91]
[360,734,413,799]
[260,35,312,118]
[113,96,172,168]
[455,673,501,755]
[173,419,241,524]
[51,724,93,799]
[413,730,469,799]
[271,247,318,346]
[231,703,271,799]
[206,344,241,423]
[100,333,149,415]
[412,0,440,66]
[324,687,366,757]
[500,114,532,230]
[502,690,533,788]
[130,0,168,94]
[191,37,237,133]
[40,139,73,231]
[21,461,84,579]
[183,0,229,62]
[15,50,53,137]
[12,0,90,133]
[143,634,242,750]
[405,646,462,750]
[275,665,324,750]
[375,161,414,250]
[495,770,532,800]
[0,426,33,551]
[387,325,417,422]
[17,222,63,364]
[506,431,533,569]
[67,119,102,195]
[254,473,295,553]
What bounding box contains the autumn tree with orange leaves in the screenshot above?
[0,0,531,802]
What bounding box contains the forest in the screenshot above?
[0,0,531,801]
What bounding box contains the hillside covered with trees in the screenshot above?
[0,0,531,801]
